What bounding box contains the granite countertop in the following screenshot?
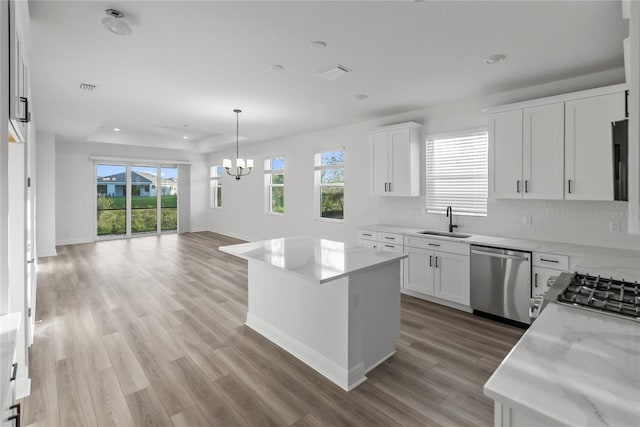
[360,224,640,281]
[220,237,406,284]
[483,303,640,426]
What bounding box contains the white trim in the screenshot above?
[484,83,628,114]
[246,313,365,391]
[90,155,189,165]
[369,121,422,133]
[425,127,488,142]
[314,148,345,223]
[207,227,255,242]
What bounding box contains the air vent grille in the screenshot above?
[79,83,96,92]
[315,64,352,81]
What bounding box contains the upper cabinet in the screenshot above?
[370,122,421,197]
[7,0,31,143]
[489,84,627,201]
[565,92,626,200]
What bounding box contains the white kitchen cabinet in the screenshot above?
[565,92,626,200]
[359,230,403,286]
[522,103,565,199]
[370,122,421,197]
[490,110,523,199]
[434,251,470,305]
[403,237,470,306]
[532,252,569,297]
[491,103,564,200]
[7,0,30,143]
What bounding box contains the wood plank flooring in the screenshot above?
[21,232,524,426]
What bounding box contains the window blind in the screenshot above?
[426,131,488,216]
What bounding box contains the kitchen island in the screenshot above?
[219,237,406,391]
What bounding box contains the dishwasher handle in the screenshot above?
[471,249,529,261]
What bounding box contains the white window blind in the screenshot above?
[426,131,488,216]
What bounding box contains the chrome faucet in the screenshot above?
[445,206,458,233]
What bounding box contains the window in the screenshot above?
[314,148,344,221]
[210,165,223,208]
[264,157,285,214]
[426,130,488,216]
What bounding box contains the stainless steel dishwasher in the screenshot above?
[470,245,531,324]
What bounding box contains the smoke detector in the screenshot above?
[315,64,352,81]
[102,9,132,36]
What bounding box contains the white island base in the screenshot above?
[220,237,404,391]
[246,259,400,391]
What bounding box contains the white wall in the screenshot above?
[55,140,209,245]
[36,131,56,256]
[209,68,640,251]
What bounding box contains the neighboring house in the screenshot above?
[97,171,177,197]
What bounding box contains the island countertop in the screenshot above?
[484,302,640,426]
[220,237,406,284]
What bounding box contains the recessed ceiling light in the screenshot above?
[101,9,132,36]
[269,64,284,71]
[182,136,189,140]
[484,54,506,64]
[113,128,121,132]
[355,94,369,101]
[309,41,327,49]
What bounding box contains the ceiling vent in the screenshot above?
[79,83,96,92]
[315,64,352,81]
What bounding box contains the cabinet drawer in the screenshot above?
[360,239,378,250]
[532,252,568,270]
[404,236,469,256]
[358,230,379,241]
[379,232,403,244]
[380,242,403,253]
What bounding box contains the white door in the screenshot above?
[523,103,565,200]
[388,128,411,196]
[490,110,523,199]
[434,252,470,306]
[565,92,626,200]
[370,131,389,195]
[403,247,434,295]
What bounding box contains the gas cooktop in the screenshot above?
[552,272,640,321]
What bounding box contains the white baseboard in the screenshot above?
[401,288,472,313]
[56,236,93,246]
[246,313,365,391]
[208,227,257,242]
[15,377,31,399]
[188,226,210,233]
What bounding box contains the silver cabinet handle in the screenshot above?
[534,273,538,288]
[525,180,529,193]
[428,243,440,247]
[384,236,395,240]
[362,233,372,237]
[435,256,439,268]
[384,244,395,248]
[471,249,529,261]
[429,255,432,267]
[384,183,388,192]
[568,179,572,194]
[540,258,559,263]
[388,182,392,192]
[516,180,521,193]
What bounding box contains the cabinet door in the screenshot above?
[565,92,626,200]
[434,252,470,306]
[523,103,564,200]
[532,266,563,297]
[389,128,414,196]
[370,131,389,195]
[490,110,524,199]
[360,239,378,250]
[403,247,434,295]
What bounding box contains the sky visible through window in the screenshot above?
[97,164,177,179]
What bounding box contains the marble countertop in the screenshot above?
[220,237,406,284]
[360,224,640,281]
[484,303,640,426]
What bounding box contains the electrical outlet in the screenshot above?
[609,221,621,232]
[523,215,532,226]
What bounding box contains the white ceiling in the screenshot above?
[28,0,627,153]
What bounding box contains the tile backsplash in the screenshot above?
[379,197,640,251]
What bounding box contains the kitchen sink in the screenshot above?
[417,230,472,238]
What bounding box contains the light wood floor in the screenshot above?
[21,232,524,427]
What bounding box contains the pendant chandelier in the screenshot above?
[223,109,253,180]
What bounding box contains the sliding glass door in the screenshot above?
[96,163,178,238]
[96,164,127,236]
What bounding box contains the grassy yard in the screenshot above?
[97,195,177,235]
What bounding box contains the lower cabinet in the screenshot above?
[403,241,470,306]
